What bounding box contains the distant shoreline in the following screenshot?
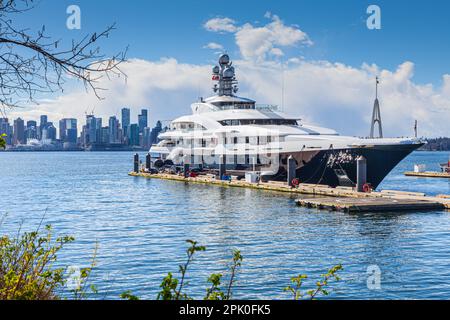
[1,149,147,153]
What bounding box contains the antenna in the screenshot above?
[370,76,383,138]
[414,120,418,138]
[281,63,285,112]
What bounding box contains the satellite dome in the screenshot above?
[212,66,220,74]
[219,54,230,66]
[223,67,234,78]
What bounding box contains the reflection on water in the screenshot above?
[0,151,450,299]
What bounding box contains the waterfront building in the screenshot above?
[38,115,48,140]
[25,120,38,141]
[100,126,110,144]
[128,123,139,146]
[13,118,26,145]
[59,118,77,143]
[66,128,78,146]
[42,122,57,141]
[138,109,148,133]
[142,127,151,148]
[108,116,121,144]
[82,115,101,146]
[121,108,130,139]
[150,121,163,146]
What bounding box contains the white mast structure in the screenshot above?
[370,76,383,138]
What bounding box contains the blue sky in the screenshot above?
[8,0,450,137]
[20,0,450,85]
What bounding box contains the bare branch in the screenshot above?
[0,0,127,113]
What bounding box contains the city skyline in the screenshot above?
[0,108,163,151]
[5,0,450,138]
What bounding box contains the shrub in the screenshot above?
[0,224,95,300]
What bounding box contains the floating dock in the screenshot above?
[129,171,450,212]
[296,197,444,213]
[404,171,450,179]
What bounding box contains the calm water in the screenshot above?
[1,151,450,299]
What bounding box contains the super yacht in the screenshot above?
[150,54,423,188]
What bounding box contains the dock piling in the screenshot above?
[146,153,151,171]
[134,153,139,173]
[183,154,190,178]
[219,155,226,179]
[356,156,367,192]
[287,155,296,186]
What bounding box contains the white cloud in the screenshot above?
[203,42,223,50]
[205,14,312,61]
[6,15,450,138]
[203,17,237,33]
[8,57,450,138]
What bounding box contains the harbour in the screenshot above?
[129,170,450,212]
[1,151,450,299]
[2,0,450,306]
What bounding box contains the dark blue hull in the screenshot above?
[290,143,423,189]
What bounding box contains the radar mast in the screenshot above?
[212,54,239,96]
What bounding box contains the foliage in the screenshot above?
[204,273,225,300]
[0,223,96,300]
[0,225,73,299]
[155,239,205,300]
[225,249,242,300]
[0,222,342,301]
[120,290,140,300]
[0,133,5,149]
[284,264,343,300]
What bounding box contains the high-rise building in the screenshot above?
[25,120,38,141]
[42,122,56,141]
[59,118,77,142]
[83,115,101,145]
[138,109,148,133]
[39,115,48,140]
[100,127,109,144]
[150,120,163,146]
[0,118,13,145]
[121,108,130,138]
[142,127,151,148]
[128,123,139,146]
[108,116,121,144]
[66,128,77,145]
[13,117,25,145]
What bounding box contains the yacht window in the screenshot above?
[233,137,238,144]
[245,137,249,144]
[219,119,298,126]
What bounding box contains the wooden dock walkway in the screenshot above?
[296,197,444,213]
[129,171,450,212]
[404,171,450,178]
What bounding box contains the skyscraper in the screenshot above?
[121,108,130,138]
[83,115,101,145]
[13,118,25,145]
[45,123,57,141]
[26,120,38,140]
[59,118,77,142]
[128,124,139,146]
[39,115,48,140]
[138,109,148,133]
[108,116,121,144]
[150,120,163,145]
